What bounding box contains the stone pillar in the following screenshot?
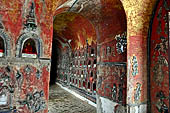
[121,0,156,112]
[127,35,147,112]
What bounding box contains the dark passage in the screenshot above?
[50,41,58,85]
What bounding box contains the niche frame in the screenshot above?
[0,29,11,57]
[16,33,43,58]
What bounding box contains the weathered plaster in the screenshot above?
[148,0,170,112]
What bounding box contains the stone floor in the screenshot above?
[48,84,97,113]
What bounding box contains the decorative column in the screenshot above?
[127,35,148,112]
[121,0,156,112]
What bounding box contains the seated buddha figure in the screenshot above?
[22,39,37,55]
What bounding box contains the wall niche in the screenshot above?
[22,39,37,58]
[16,33,43,58]
[0,37,4,57]
[0,24,11,58]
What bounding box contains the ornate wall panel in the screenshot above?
[149,0,170,112]
[56,43,97,101]
[97,32,127,106]
[97,63,126,105]
[0,59,50,113]
[0,0,54,113]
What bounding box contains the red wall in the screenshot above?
[149,0,170,112]
[0,1,54,113]
[96,0,127,106]
[53,12,96,50]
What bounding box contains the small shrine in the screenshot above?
[0,37,4,57]
[22,39,37,58]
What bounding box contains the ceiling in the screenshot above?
[53,0,127,50]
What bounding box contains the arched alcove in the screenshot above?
[0,29,11,57]
[0,37,5,57]
[16,33,43,58]
[22,38,37,58]
[96,0,127,112]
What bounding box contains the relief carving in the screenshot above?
[112,84,117,101]
[156,91,169,113]
[18,90,46,112]
[0,67,15,109]
[155,36,168,54]
[153,56,168,85]
[131,55,138,76]
[134,83,141,102]
[153,35,168,85]
[115,32,127,54]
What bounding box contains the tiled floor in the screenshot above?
[48,84,96,113]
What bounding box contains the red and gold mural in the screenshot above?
[53,12,96,50]
[0,0,168,113]
[0,0,57,112]
[53,12,97,102]
[149,0,170,113]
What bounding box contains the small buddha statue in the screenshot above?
[22,42,37,54]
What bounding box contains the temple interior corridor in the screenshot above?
[0,0,169,113]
